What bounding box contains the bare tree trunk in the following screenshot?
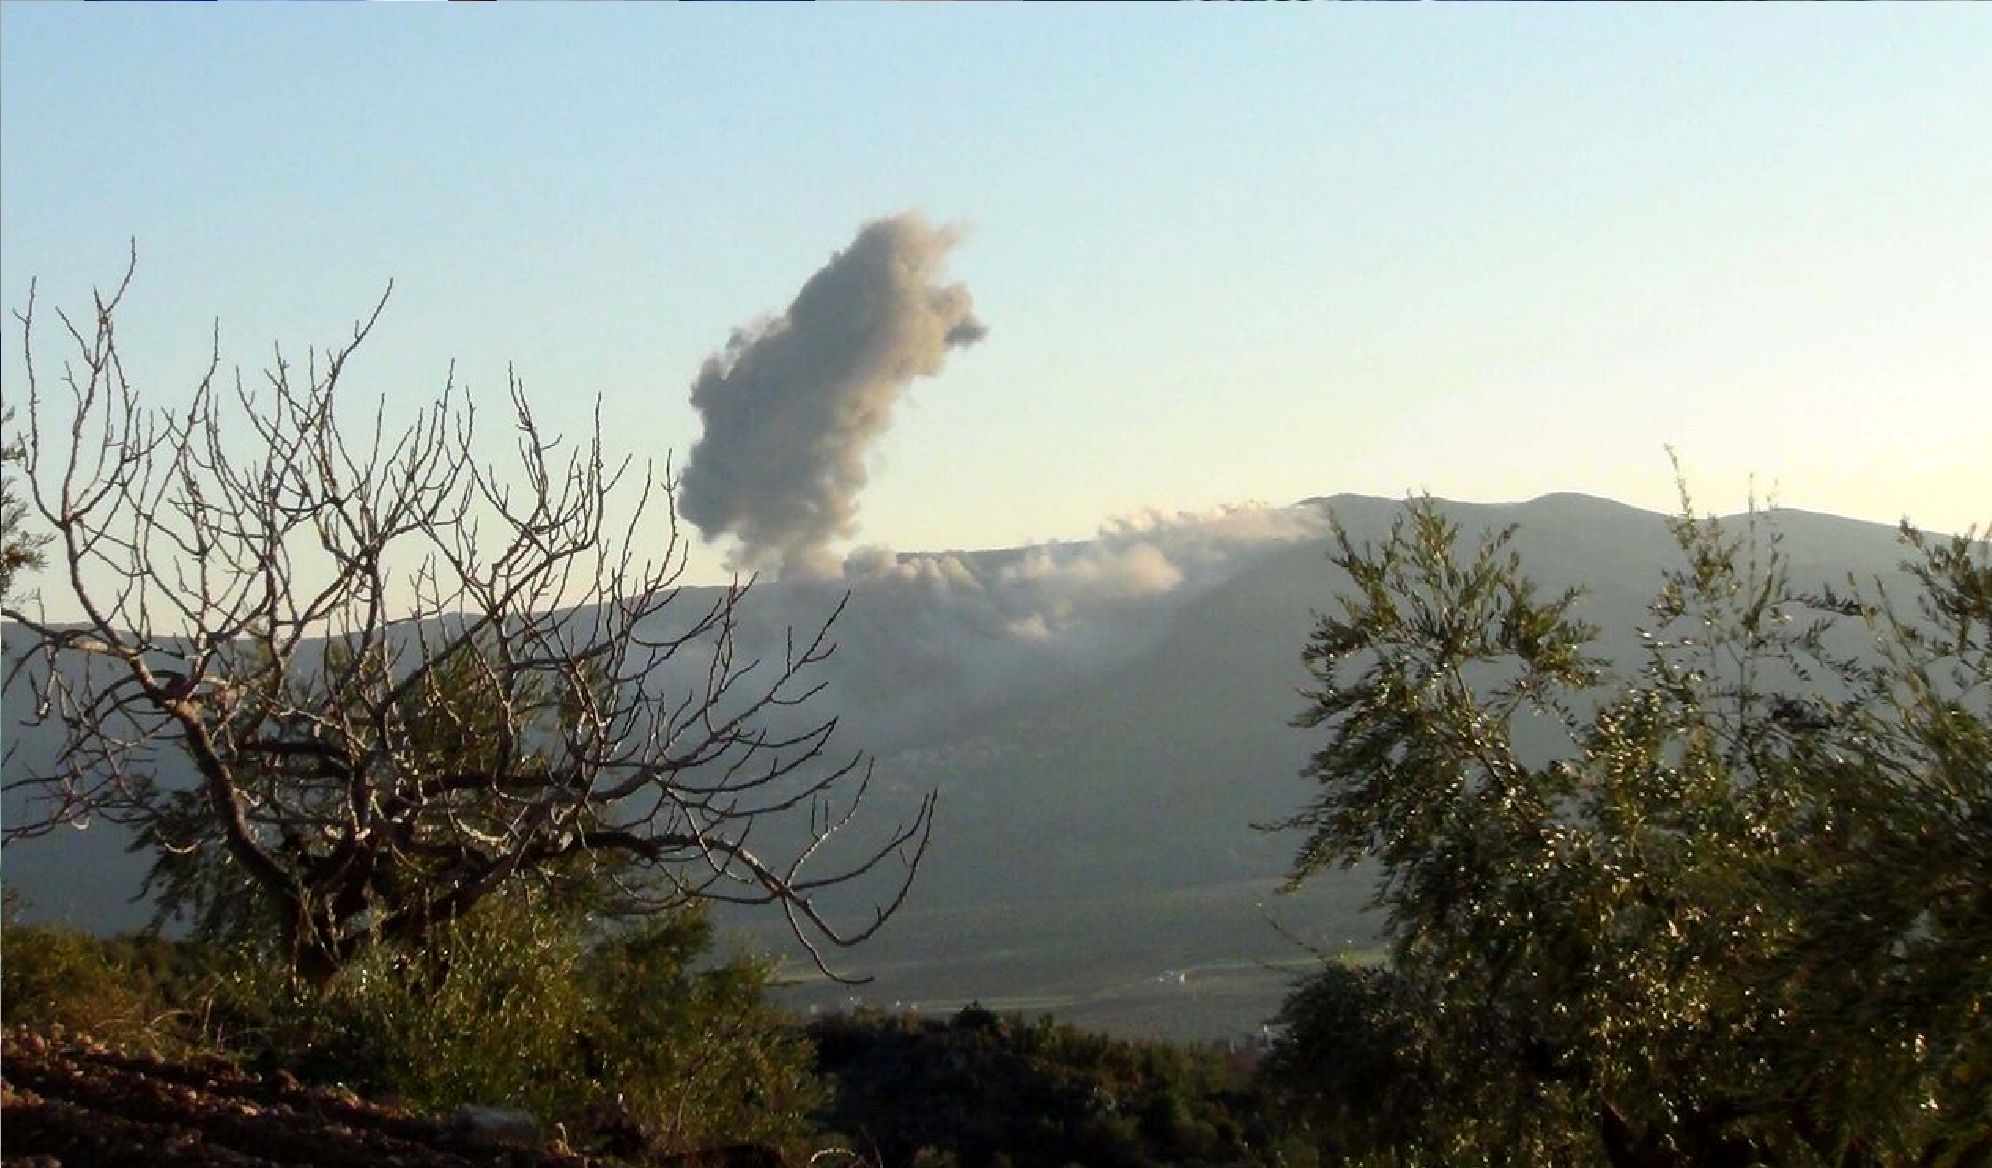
[4,251,930,983]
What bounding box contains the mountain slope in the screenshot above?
[2,494,1928,1037]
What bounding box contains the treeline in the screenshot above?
[2,898,1354,1167]
[812,1005,1300,1167]
[1264,494,1990,1167]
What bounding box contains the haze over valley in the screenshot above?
[2,490,1934,1039]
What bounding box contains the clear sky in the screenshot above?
[4,4,1987,593]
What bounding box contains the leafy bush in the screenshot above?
[812,1006,1289,1168]
[581,905,824,1152]
[201,885,594,1116]
[1270,491,1992,1166]
[2,919,156,1041]
[194,886,821,1154]
[1255,960,1486,1168]
[1,892,221,1048]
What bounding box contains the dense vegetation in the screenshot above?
[2,887,821,1159]
[812,1006,1298,1168]
[1267,492,1990,1167]
[2,900,1307,1167]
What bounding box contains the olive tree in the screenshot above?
[2,255,931,982]
[1,404,49,605]
[1270,488,1989,1167]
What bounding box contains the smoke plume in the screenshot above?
[680,211,985,579]
[842,501,1331,642]
[633,500,1333,750]
[805,502,1333,743]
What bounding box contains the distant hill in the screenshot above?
[0,494,1926,1038]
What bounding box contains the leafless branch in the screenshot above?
[3,260,929,984]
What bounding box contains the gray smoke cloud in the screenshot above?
[842,501,1332,642]
[814,502,1334,744]
[680,211,986,579]
[629,501,1333,751]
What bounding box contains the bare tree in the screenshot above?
[2,252,932,983]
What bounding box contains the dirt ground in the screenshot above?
[0,1028,782,1168]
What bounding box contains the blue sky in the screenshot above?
[4,4,1987,593]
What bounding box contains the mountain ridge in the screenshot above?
[1,492,1946,1037]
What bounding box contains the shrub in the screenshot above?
[1271,492,1992,1166]
[195,884,820,1156]
[582,905,824,1153]
[2,919,156,1041]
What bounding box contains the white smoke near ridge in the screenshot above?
[844,500,1329,636]
[787,501,1334,745]
[679,211,985,580]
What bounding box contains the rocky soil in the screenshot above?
[0,1028,783,1168]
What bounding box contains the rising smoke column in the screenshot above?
[680,212,986,578]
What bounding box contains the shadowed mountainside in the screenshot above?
[1,493,1927,1038]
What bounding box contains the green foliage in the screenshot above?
[582,905,824,1152]
[812,1006,1289,1168]
[1256,962,1437,1166]
[196,886,821,1154]
[213,883,597,1116]
[2,917,158,1042]
[6,884,821,1158]
[1,404,48,603]
[1,891,218,1048]
[135,633,587,966]
[12,595,832,1157]
[1270,491,1991,1167]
